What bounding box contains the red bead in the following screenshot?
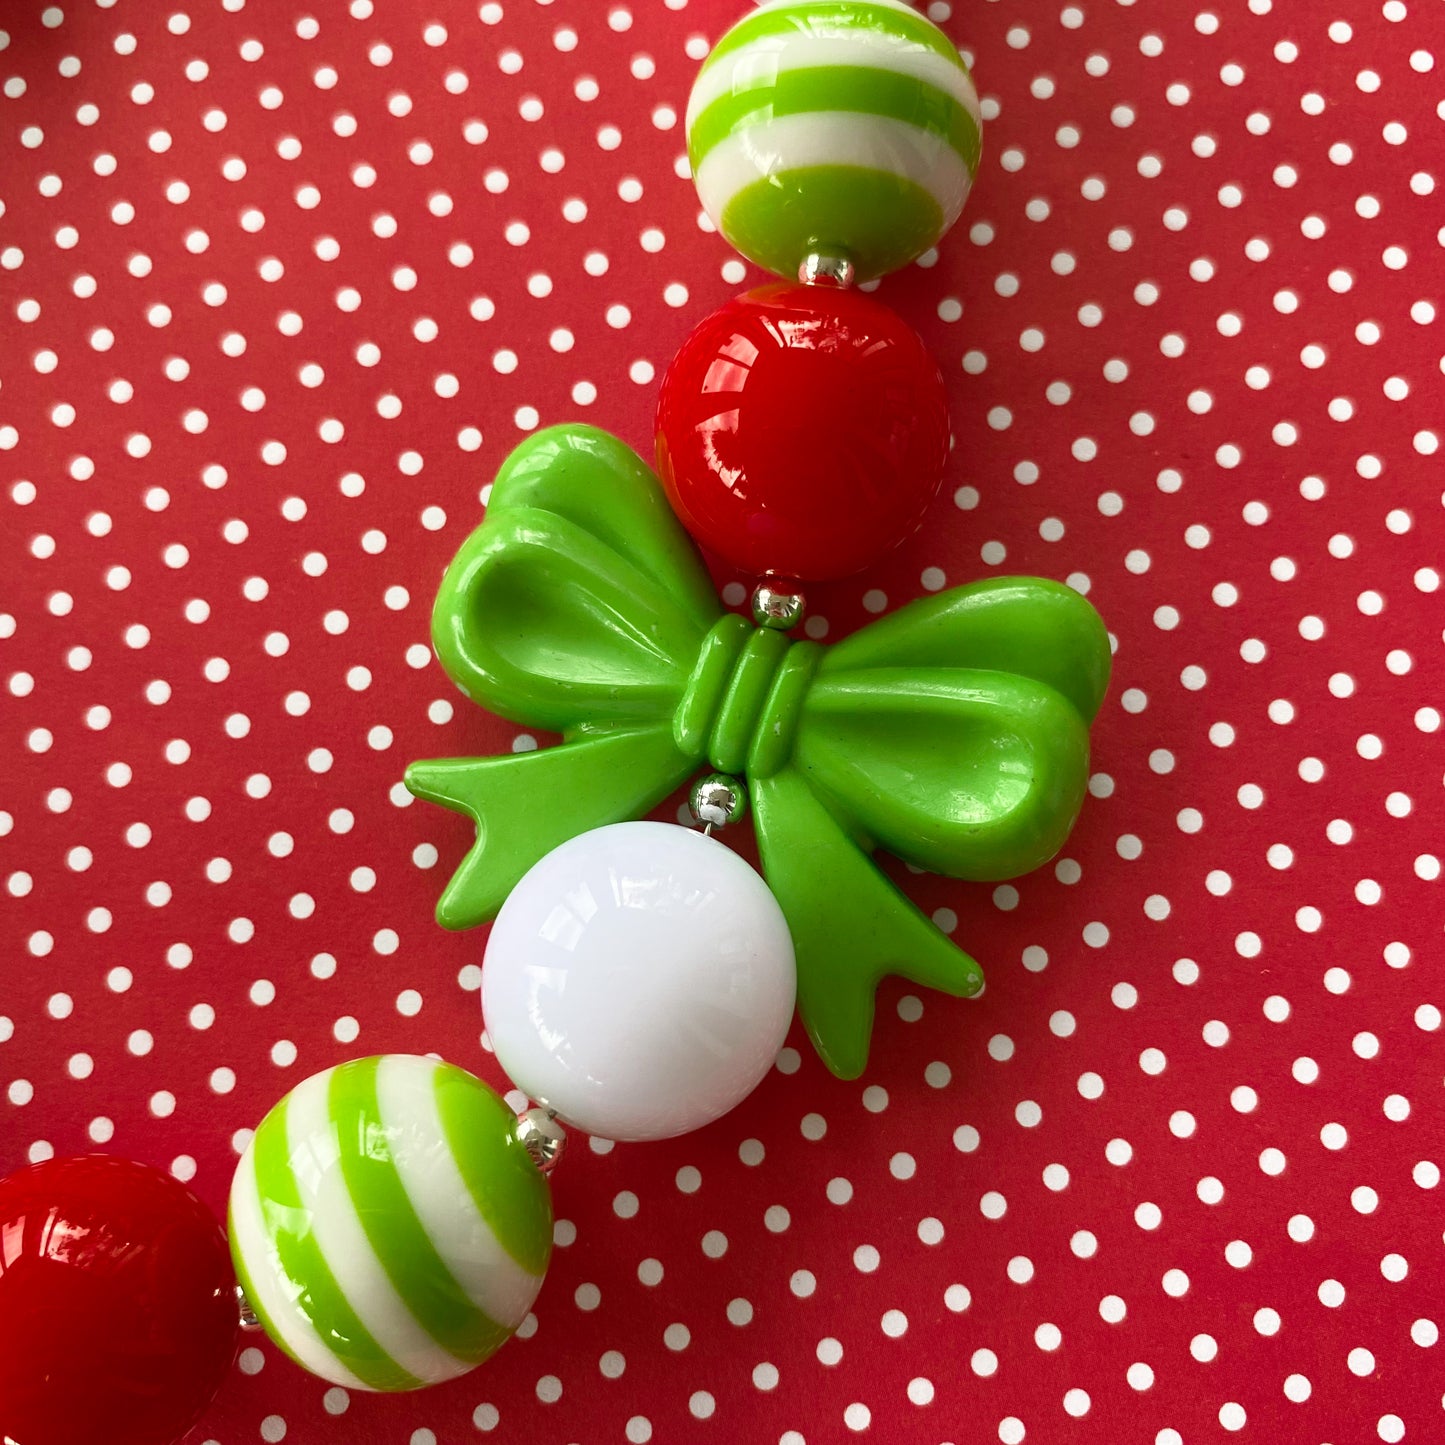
[0,1157,238,1445]
[656,283,950,582]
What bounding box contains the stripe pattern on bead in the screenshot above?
[228,1054,551,1391]
[686,0,982,279]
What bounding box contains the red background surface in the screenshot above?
[2,2,1443,1443]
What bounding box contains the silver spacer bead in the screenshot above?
[798,251,857,288]
[751,582,806,632]
[689,772,748,830]
[236,1284,262,1331]
[517,1106,567,1174]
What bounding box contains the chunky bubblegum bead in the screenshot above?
[484,822,797,1141]
[229,1055,551,1391]
[686,0,982,281]
[656,283,950,582]
[0,1156,238,1445]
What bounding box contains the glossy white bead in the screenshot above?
[482,822,796,1141]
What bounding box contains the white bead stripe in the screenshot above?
[688,33,978,135]
[375,1055,544,1330]
[229,1141,368,1390]
[283,1068,473,1385]
[694,109,972,227]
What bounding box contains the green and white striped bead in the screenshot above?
[228,1055,551,1391]
[686,0,982,281]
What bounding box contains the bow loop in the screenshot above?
[432,426,721,733]
[821,576,1110,723]
[793,668,1092,880]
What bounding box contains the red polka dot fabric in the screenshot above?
[3,2,1442,1443]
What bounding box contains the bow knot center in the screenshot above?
[673,614,820,778]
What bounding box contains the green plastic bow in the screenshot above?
[407,425,1110,1079]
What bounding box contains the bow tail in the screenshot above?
[752,770,985,1080]
[406,725,695,930]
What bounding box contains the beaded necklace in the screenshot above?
[0,4,1107,1432]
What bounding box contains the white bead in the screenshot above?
[483,822,796,1141]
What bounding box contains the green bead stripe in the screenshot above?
[702,1,964,72]
[722,163,944,284]
[689,64,981,176]
[433,1063,552,1279]
[250,1091,422,1392]
[329,1059,507,1366]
